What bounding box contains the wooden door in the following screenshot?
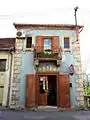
[26,74,36,108]
[0,72,4,104]
[58,74,70,108]
[38,76,48,106]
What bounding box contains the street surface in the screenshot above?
[0,110,90,120]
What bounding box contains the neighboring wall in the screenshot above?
[10,29,84,107]
[0,52,11,106]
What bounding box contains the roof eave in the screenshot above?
[13,23,83,30]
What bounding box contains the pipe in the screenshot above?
[79,27,83,33]
[7,50,13,107]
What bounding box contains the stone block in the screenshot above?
[78,83,84,88]
[11,95,19,102]
[78,101,84,106]
[12,82,20,89]
[14,69,20,74]
[74,55,81,58]
[13,78,21,83]
[15,51,20,54]
[76,79,83,83]
[14,61,21,66]
[77,96,84,101]
[14,54,21,58]
[14,57,21,62]
[16,39,23,43]
[77,60,81,62]
[76,88,84,92]
[14,66,18,70]
[78,74,83,79]
[73,52,80,55]
[13,74,18,78]
[79,92,84,96]
[15,43,20,46]
[77,71,83,75]
[15,46,22,50]
[11,102,15,105]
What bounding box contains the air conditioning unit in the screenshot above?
[16,31,25,38]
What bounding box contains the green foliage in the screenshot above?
[84,81,90,95]
[39,50,53,57]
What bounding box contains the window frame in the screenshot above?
[26,37,32,48]
[43,37,52,50]
[0,59,6,72]
[62,35,71,52]
[64,37,70,49]
[25,35,34,51]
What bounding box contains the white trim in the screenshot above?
[9,53,14,106]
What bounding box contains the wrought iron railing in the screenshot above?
[34,46,62,59]
[34,46,62,53]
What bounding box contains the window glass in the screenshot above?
[40,77,46,94]
[44,38,51,50]
[0,59,6,71]
[64,37,69,48]
[26,37,32,48]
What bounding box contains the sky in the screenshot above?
[0,0,90,73]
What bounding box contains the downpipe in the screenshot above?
[7,49,14,107]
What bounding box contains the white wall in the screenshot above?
[0,52,11,106]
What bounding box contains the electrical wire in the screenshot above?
[0,8,90,19]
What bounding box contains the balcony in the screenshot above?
[34,46,62,61]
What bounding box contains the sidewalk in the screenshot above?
[0,105,89,112]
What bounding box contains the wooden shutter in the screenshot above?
[52,36,59,52]
[26,74,36,108]
[58,74,70,108]
[36,36,44,52]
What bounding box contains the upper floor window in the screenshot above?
[64,37,70,49]
[26,37,32,48]
[44,38,52,50]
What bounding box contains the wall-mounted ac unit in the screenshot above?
[16,31,25,38]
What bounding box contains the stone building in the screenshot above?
[0,24,84,108]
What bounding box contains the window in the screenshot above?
[0,59,6,71]
[64,37,70,49]
[26,37,32,48]
[44,38,52,50]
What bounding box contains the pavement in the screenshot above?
[0,110,90,120]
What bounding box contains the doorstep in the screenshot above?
[36,106,59,112]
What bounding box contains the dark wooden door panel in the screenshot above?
[26,74,36,108]
[58,74,70,108]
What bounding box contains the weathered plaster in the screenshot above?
[10,28,84,107]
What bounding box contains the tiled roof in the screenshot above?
[0,38,15,51]
[13,23,83,30]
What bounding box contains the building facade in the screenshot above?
[9,24,84,108]
[0,38,15,107]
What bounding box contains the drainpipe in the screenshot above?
[7,47,14,107]
[72,6,79,44]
